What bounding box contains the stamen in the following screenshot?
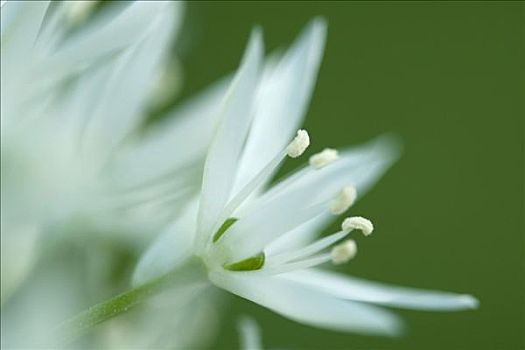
[65,0,98,25]
[262,253,332,275]
[330,186,357,214]
[286,129,310,158]
[267,216,357,266]
[331,239,357,265]
[213,150,287,240]
[341,216,374,236]
[309,148,338,169]
[212,130,310,242]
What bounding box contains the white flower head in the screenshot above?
[135,18,479,337]
[0,2,226,323]
[0,0,234,251]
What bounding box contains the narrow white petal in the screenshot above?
[233,18,326,194]
[1,1,50,121]
[217,196,327,263]
[132,201,198,286]
[210,271,403,336]
[223,134,401,259]
[34,2,71,55]
[259,134,402,207]
[283,269,479,311]
[1,1,49,55]
[110,77,230,189]
[238,316,263,350]
[196,29,263,251]
[80,3,179,157]
[264,214,330,256]
[35,2,183,83]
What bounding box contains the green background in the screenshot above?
[174,2,524,349]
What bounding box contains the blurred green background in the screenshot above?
[173,2,524,349]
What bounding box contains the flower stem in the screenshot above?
[57,257,204,344]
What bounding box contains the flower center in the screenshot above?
[202,128,375,274]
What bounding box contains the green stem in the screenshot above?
[57,257,204,344]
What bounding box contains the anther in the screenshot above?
[309,148,338,169]
[341,216,374,236]
[330,186,357,214]
[286,129,310,158]
[65,1,97,25]
[331,239,357,264]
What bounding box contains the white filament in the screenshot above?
[263,253,332,275]
[267,228,351,266]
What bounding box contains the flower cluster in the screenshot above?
[1,1,478,348]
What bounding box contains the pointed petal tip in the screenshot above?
[249,25,264,51]
[356,133,403,167]
[460,294,480,309]
[375,133,404,160]
[302,16,327,52]
[240,26,264,72]
[309,16,328,35]
[343,304,406,338]
[383,318,407,338]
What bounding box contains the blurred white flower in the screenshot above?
[1,1,223,347]
[0,0,227,301]
[134,19,478,337]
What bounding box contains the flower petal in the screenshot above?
[196,29,263,251]
[260,133,402,206]
[132,201,198,286]
[1,1,49,62]
[219,134,401,262]
[210,271,403,336]
[36,2,183,84]
[79,2,180,157]
[283,269,479,311]
[233,18,327,194]
[111,77,230,190]
[264,214,329,257]
[1,0,50,120]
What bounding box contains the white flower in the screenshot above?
[134,19,478,337]
[0,1,229,300]
[0,0,190,236]
[1,2,229,347]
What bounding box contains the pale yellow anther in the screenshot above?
[309,148,338,169]
[286,129,310,158]
[65,0,98,25]
[330,186,357,214]
[331,239,357,265]
[341,216,374,236]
